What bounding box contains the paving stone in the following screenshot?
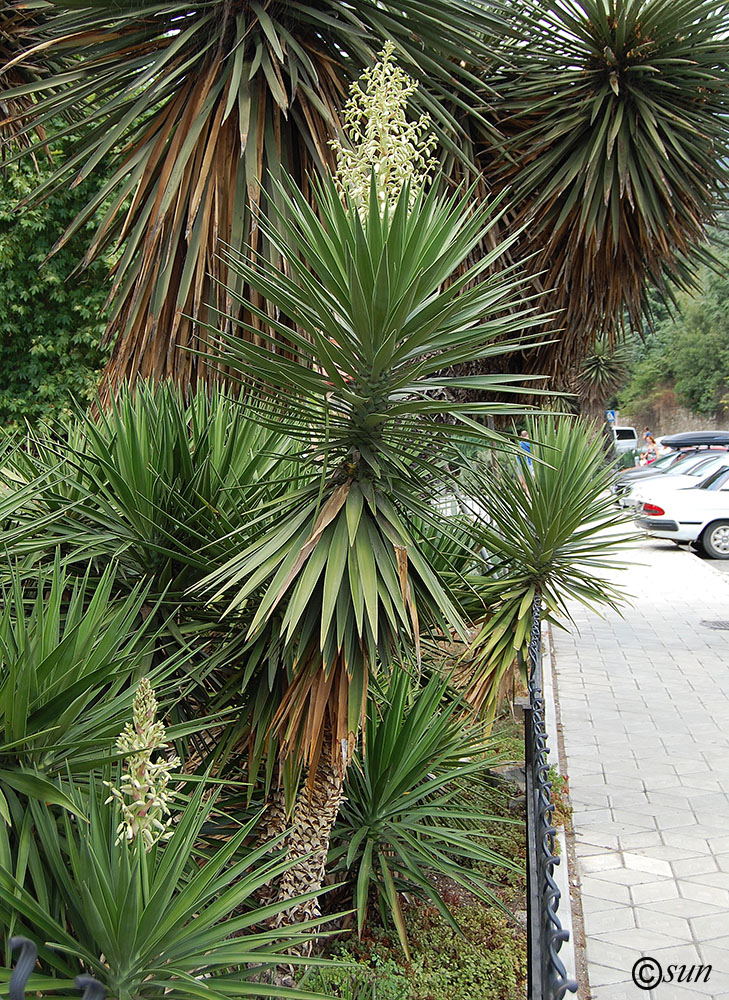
[579,854,624,874]
[635,909,694,941]
[590,867,668,886]
[702,937,729,954]
[634,845,701,862]
[662,833,713,855]
[585,906,636,934]
[657,986,721,1000]
[618,831,665,850]
[586,938,644,971]
[630,880,680,905]
[642,942,704,968]
[622,852,673,877]
[688,871,729,890]
[590,987,637,1000]
[691,913,729,940]
[575,831,621,851]
[595,927,690,952]
[680,882,729,908]
[586,962,633,987]
[580,875,632,904]
[644,897,725,919]
[582,894,631,916]
[576,842,614,858]
[671,857,721,878]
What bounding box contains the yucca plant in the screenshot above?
[0,0,505,392]
[0,557,197,824]
[0,383,303,664]
[0,383,311,783]
[492,0,729,381]
[330,670,518,959]
[573,335,632,419]
[0,383,300,590]
[460,416,632,714]
[197,49,547,918]
[0,778,333,1000]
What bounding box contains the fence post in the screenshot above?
[525,598,578,1000]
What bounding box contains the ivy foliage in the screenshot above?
[0,150,110,425]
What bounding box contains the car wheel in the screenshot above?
[700,520,729,559]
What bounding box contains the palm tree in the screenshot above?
[5,1,729,392]
[489,0,729,383]
[0,0,503,394]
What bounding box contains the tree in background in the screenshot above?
[573,336,632,420]
[0,151,110,425]
[491,0,729,384]
[619,252,729,420]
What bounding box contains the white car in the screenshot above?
[635,466,729,558]
[620,452,729,509]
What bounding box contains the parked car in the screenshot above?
[635,466,729,557]
[612,425,639,456]
[611,431,729,500]
[628,453,729,508]
[617,452,729,508]
[611,450,685,498]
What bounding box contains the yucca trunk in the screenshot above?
[274,747,348,926]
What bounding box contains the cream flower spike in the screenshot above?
[330,41,436,217]
[105,677,180,851]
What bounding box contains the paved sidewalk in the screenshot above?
[552,538,729,1000]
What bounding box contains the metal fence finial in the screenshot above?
[8,937,37,1000]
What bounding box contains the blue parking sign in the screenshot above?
[606,410,616,424]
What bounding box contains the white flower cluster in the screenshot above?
[330,40,436,217]
[105,677,180,851]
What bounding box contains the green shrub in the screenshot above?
[0,776,333,999]
[0,150,111,425]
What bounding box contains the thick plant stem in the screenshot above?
[274,749,348,926]
[256,783,290,906]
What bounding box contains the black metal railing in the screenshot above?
[7,938,105,1000]
[525,597,578,1000]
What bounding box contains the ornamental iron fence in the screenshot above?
[525,597,579,1000]
[7,937,105,1000]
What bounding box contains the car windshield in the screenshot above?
[701,468,729,491]
[649,453,680,470]
[686,456,728,477]
[665,453,724,476]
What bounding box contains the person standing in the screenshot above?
[519,429,533,473]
